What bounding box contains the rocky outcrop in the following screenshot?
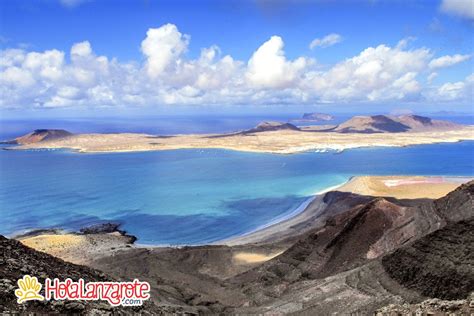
[13,129,73,145]
[376,294,474,315]
[382,219,474,300]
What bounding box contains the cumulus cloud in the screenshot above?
[429,54,471,69]
[309,33,342,49]
[309,43,431,101]
[433,73,474,101]
[440,0,474,20]
[141,24,189,79]
[247,36,310,88]
[0,23,472,109]
[71,41,92,58]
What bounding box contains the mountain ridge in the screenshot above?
[334,114,461,133]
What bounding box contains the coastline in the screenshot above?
[213,180,352,246]
[12,175,473,251]
[216,175,473,246]
[10,127,474,155]
[10,174,472,271]
[10,180,351,250]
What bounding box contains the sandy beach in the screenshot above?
[13,127,474,154]
[336,175,471,199]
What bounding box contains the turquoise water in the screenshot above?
[1,141,473,245]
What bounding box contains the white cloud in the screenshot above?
[440,0,474,20]
[0,23,472,109]
[23,49,64,81]
[71,41,92,58]
[247,36,310,88]
[433,73,474,101]
[309,44,431,101]
[429,54,471,69]
[141,24,189,79]
[427,72,438,83]
[309,33,342,49]
[0,67,35,88]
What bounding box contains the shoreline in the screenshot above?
[11,175,473,250]
[9,126,474,155]
[11,138,471,155]
[215,174,473,246]
[211,180,352,246]
[10,179,353,249]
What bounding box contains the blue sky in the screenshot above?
[0,0,473,116]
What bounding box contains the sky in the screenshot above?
[0,0,473,117]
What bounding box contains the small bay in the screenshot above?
[1,141,473,245]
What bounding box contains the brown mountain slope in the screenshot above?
[244,121,300,133]
[334,115,411,133]
[396,114,461,131]
[334,114,462,133]
[14,129,73,145]
[227,181,473,308]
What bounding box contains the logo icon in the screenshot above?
[15,275,45,303]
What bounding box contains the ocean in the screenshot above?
[1,140,473,245]
[1,114,472,141]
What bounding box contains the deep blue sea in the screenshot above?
[1,140,473,245]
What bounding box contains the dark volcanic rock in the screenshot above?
[382,219,474,300]
[433,180,474,223]
[80,222,122,234]
[0,235,163,314]
[80,222,137,244]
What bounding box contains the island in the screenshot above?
[291,112,334,122]
[7,115,474,154]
